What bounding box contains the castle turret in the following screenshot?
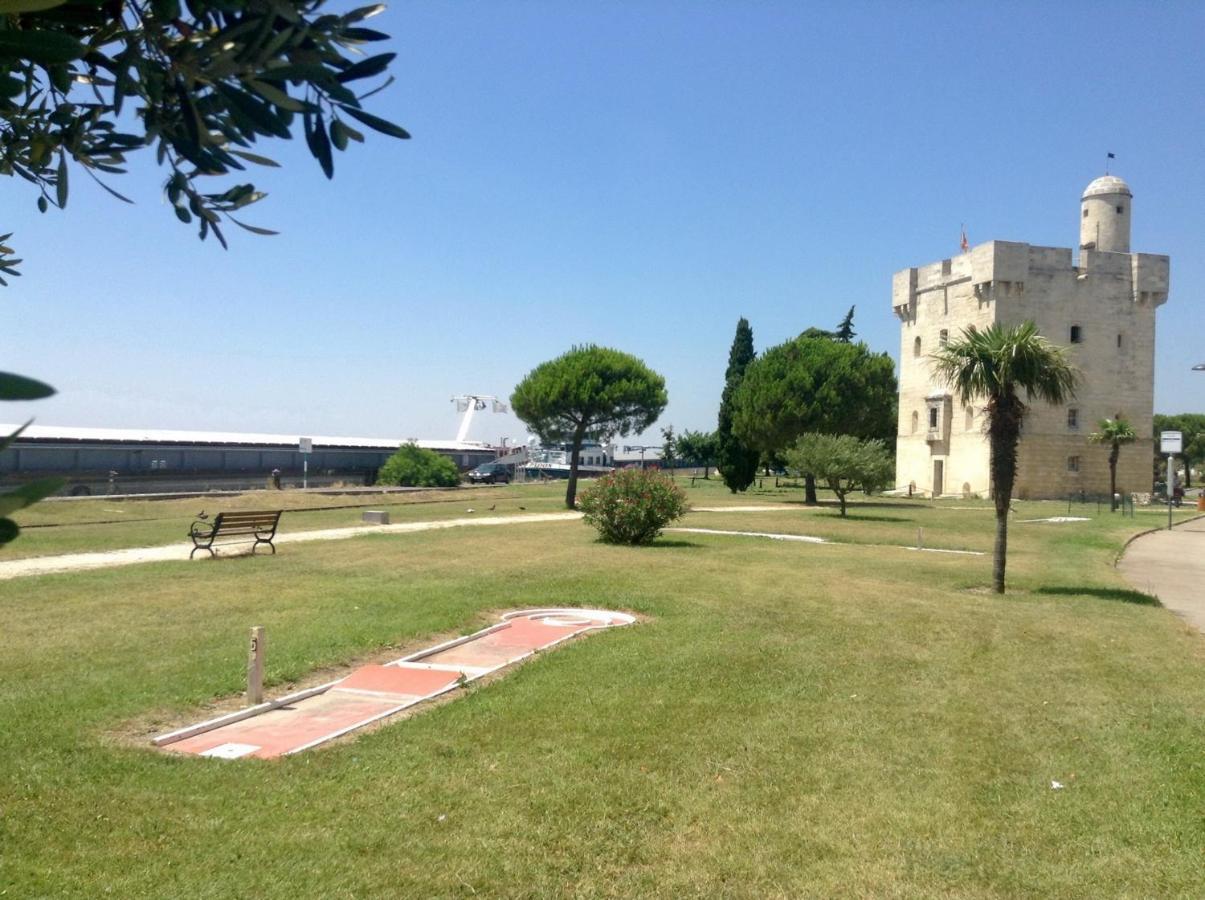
[895,174,1167,500]
[1080,174,1132,253]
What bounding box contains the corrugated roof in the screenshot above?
[0,424,492,452]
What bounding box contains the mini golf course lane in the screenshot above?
[156,608,634,759]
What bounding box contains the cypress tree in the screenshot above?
[716,318,760,493]
[835,305,857,343]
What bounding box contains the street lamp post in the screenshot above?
[622,445,659,469]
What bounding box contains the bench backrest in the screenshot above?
[211,510,282,535]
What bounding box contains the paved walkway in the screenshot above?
[0,512,582,580]
[1117,516,1205,634]
[0,506,803,580]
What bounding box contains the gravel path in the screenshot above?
[0,512,582,580]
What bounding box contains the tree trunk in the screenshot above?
[992,504,1008,593]
[837,489,847,517]
[988,392,1022,594]
[564,427,586,509]
[804,473,818,505]
[1109,444,1119,511]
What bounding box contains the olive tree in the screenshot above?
[785,433,892,516]
[1,0,408,545]
[0,0,408,254]
[511,345,667,509]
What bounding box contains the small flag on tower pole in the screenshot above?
[1106,151,1115,173]
[960,225,969,253]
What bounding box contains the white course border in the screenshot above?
[153,608,634,754]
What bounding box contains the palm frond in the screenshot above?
[930,322,1080,405]
[1089,415,1138,445]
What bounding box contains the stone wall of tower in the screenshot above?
[996,246,1165,499]
[892,232,1167,500]
[893,246,998,497]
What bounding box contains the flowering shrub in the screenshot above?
[578,468,689,545]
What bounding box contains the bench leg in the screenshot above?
[190,544,215,559]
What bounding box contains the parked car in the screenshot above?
[468,462,511,484]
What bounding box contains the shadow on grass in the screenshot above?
[836,513,916,523]
[588,538,703,549]
[1034,585,1161,607]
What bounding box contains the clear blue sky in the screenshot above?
[3,1,1202,443]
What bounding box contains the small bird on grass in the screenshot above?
[197,510,209,520]
[518,505,526,511]
[488,504,496,511]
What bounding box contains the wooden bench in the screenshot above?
[189,510,282,559]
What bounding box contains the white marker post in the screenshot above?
[248,626,265,705]
[299,437,313,490]
[1161,431,1182,531]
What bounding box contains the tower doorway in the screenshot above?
[933,460,944,497]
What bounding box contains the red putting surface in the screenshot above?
[158,609,632,759]
[419,617,588,668]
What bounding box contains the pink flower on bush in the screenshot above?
[577,468,689,545]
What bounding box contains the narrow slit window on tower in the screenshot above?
[1067,456,1081,473]
[928,407,939,430]
[1082,207,1089,218]
[1117,333,1123,349]
[913,336,921,357]
[1116,205,1124,214]
[939,329,949,346]
[1067,408,1079,430]
[1070,324,1082,344]
[911,411,919,434]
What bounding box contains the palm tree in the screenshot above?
[1089,415,1137,510]
[931,322,1079,593]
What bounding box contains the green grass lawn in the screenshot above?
[2,491,1203,897]
[10,475,1195,561]
[5,483,574,559]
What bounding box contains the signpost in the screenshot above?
[248,626,265,704]
[1161,431,1182,530]
[299,437,313,489]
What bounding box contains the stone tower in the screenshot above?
[1080,175,1132,253]
[892,175,1169,500]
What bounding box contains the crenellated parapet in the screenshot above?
[891,267,917,322]
[1131,253,1170,307]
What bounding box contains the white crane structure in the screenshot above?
[451,394,508,444]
